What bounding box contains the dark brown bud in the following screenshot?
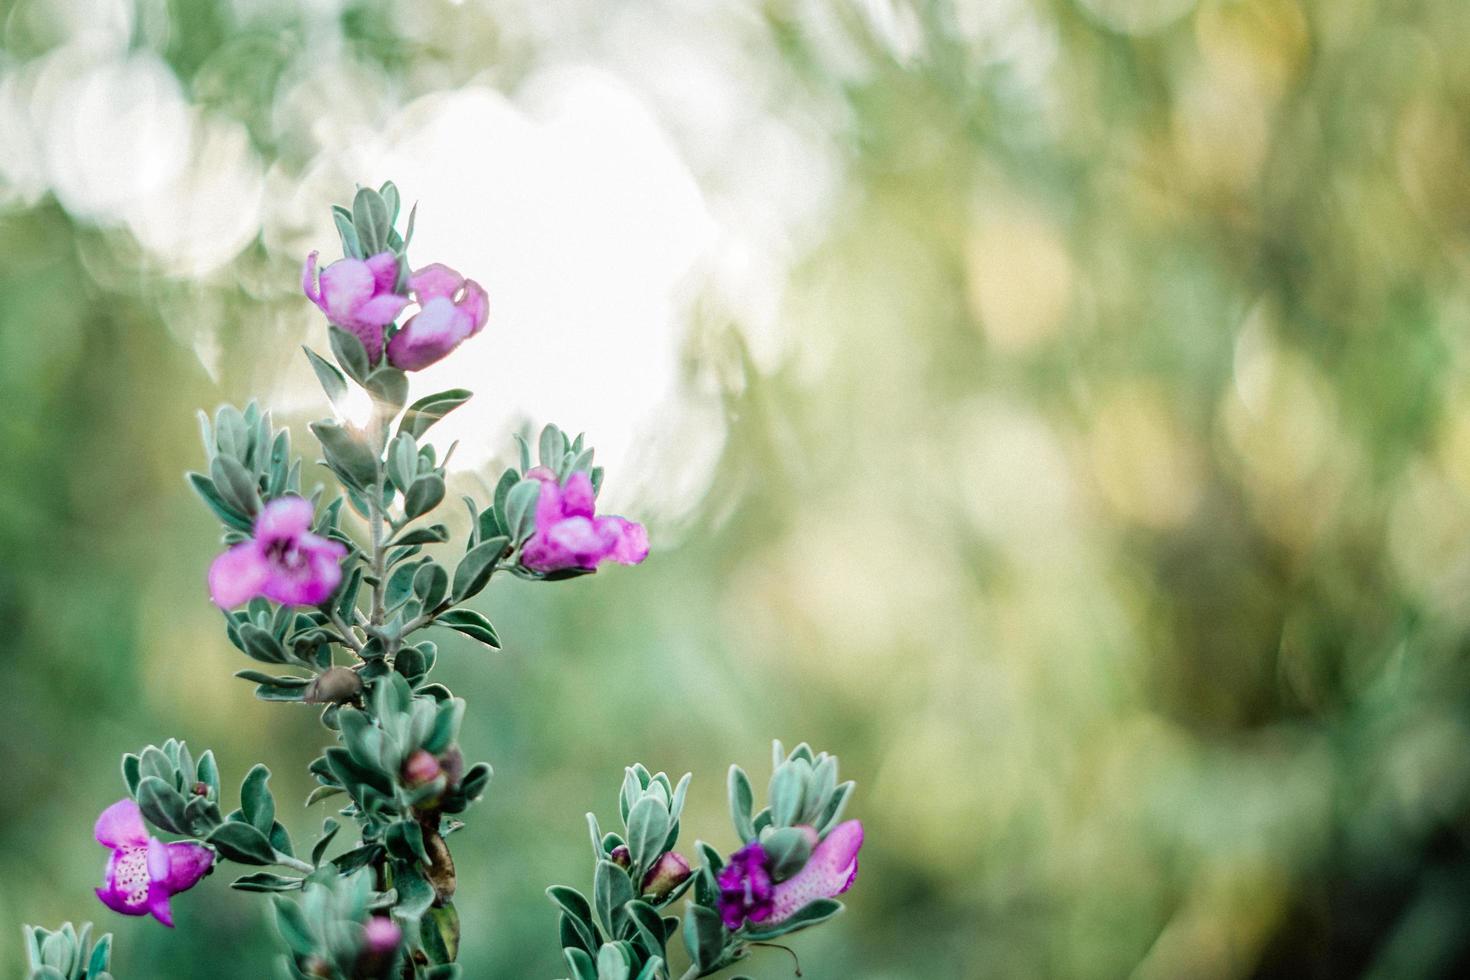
[609,845,631,870]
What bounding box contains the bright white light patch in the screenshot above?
[346,69,720,515]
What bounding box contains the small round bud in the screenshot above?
[305,666,363,704]
[609,845,631,870]
[641,851,691,900]
[192,781,210,797]
[363,916,402,955]
[402,749,442,787]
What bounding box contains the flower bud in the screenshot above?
[402,749,442,787]
[305,666,363,704]
[640,851,691,901]
[353,915,401,977]
[363,916,401,955]
[191,781,210,797]
[438,745,464,789]
[609,845,631,870]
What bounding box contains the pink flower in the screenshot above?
[208,497,347,608]
[716,821,863,930]
[519,468,648,573]
[767,820,862,923]
[302,251,410,363]
[94,799,214,927]
[386,263,489,371]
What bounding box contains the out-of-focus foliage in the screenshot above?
[3,0,1470,976]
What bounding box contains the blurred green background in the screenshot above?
[4,0,1470,977]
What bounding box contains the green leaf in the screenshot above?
[273,896,315,956]
[681,904,725,971]
[239,623,288,664]
[547,886,598,953]
[452,536,507,601]
[310,420,379,490]
[332,205,363,259]
[400,389,472,440]
[303,346,348,408]
[564,947,597,980]
[230,871,303,892]
[728,766,756,842]
[593,860,635,937]
[353,186,391,255]
[388,433,418,493]
[539,424,565,469]
[412,561,449,611]
[435,608,500,648]
[423,697,464,754]
[196,750,221,799]
[366,367,409,415]
[769,763,805,828]
[625,796,671,880]
[329,324,371,381]
[505,478,543,544]
[597,945,630,980]
[405,474,446,519]
[209,820,277,865]
[136,776,189,835]
[240,764,276,836]
[743,898,843,940]
[210,454,261,517]
[122,754,142,796]
[187,472,254,531]
[395,523,449,546]
[758,826,812,880]
[386,819,431,867]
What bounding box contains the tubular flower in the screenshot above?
[386,263,489,371]
[715,821,863,930]
[302,250,410,362]
[94,799,214,927]
[208,496,347,608]
[519,468,648,573]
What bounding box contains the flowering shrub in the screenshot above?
[21,182,862,979]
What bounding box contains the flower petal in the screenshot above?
[318,258,376,322]
[161,841,216,893]
[302,251,321,306]
[95,799,148,848]
[560,472,596,519]
[146,837,171,881]
[459,278,489,335]
[365,251,400,295]
[147,891,175,927]
[386,297,470,371]
[254,496,315,540]
[768,820,864,923]
[409,262,464,302]
[208,541,270,609]
[95,885,144,917]
[599,517,649,565]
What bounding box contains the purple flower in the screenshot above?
[716,842,774,930]
[208,496,347,608]
[362,916,402,956]
[386,263,489,371]
[715,821,864,930]
[302,250,411,363]
[519,468,649,573]
[767,820,863,923]
[94,798,214,927]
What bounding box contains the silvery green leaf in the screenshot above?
[136,776,189,835]
[596,944,630,980]
[743,898,843,940]
[239,623,288,664]
[332,206,363,259]
[817,781,855,835]
[593,860,635,937]
[727,766,755,842]
[539,423,565,469]
[122,753,142,796]
[388,432,418,492]
[625,796,670,879]
[759,826,812,880]
[768,763,805,828]
[366,367,408,415]
[399,389,472,440]
[210,821,277,865]
[670,772,692,824]
[272,896,315,955]
[411,561,449,610]
[564,948,596,980]
[423,697,464,754]
[405,474,446,519]
[681,904,725,971]
[310,420,378,490]
[505,478,543,545]
[395,523,449,546]
[548,886,599,954]
[303,346,348,408]
[230,872,303,892]
[453,536,507,601]
[435,608,500,648]
[329,325,370,382]
[211,454,261,517]
[188,472,254,531]
[352,187,391,255]
[240,764,276,836]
